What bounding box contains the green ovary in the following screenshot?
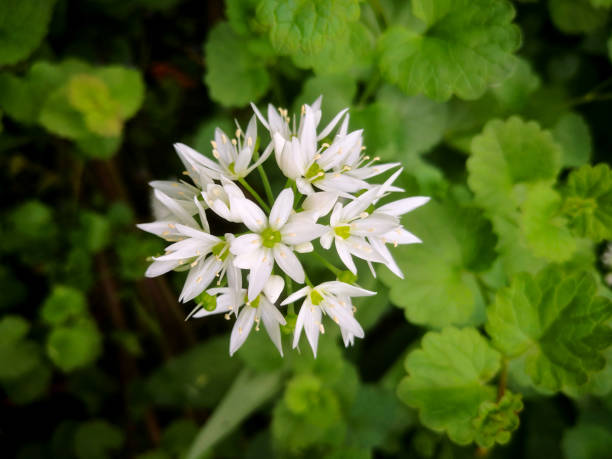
[261,227,282,248]
[334,225,351,239]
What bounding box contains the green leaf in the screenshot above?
[378,0,521,101]
[549,0,608,35]
[160,420,198,457]
[256,0,360,55]
[74,420,124,459]
[490,57,541,112]
[68,75,122,136]
[294,75,357,126]
[520,184,576,262]
[563,421,612,459]
[473,392,523,448]
[379,201,495,328]
[186,369,283,459]
[397,327,501,445]
[47,319,102,372]
[0,315,43,381]
[291,21,375,77]
[93,66,145,119]
[562,163,612,242]
[468,117,562,274]
[146,336,242,408]
[272,373,345,453]
[41,285,88,326]
[553,112,592,168]
[226,0,259,35]
[204,22,271,107]
[0,0,56,65]
[486,266,612,391]
[590,0,612,7]
[3,362,52,404]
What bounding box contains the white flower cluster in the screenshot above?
[138,97,429,357]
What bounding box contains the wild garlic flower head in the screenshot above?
[138,96,429,357]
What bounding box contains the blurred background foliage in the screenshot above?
[1,0,612,458]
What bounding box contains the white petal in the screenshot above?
[336,238,357,274]
[324,298,364,338]
[320,231,333,249]
[344,235,385,263]
[383,227,422,244]
[300,106,317,165]
[154,189,198,228]
[230,233,262,256]
[296,178,315,196]
[179,257,223,302]
[247,249,274,300]
[317,108,348,140]
[145,259,180,277]
[137,221,181,239]
[294,242,313,253]
[281,286,311,305]
[316,174,366,197]
[377,196,430,216]
[321,281,376,297]
[281,219,327,245]
[273,244,305,283]
[369,237,403,278]
[174,223,218,242]
[229,306,257,356]
[229,195,267,232]
[342,187,378,221]
[304,301,322,357]
[263,274,285,303]
[250,102,269,130]
[350,214,398,237]
[260,299,286,356]
[233,245,265,269]
[348,162,400,180]
[269,188,294,230]
[302,192,338,219]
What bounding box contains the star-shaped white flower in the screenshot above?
[193,275,287,356]
[230,188,327,300]
[282,281,375,356]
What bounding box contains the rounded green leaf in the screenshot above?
[520,184,576,262]
[549,0,608,35]
[68,75,122,137]
[486,266,612,391]
[378,0,521,101]
[553,112,592,168]
[0,0,56,65]
[256,0,360,55]
[41,285,87,326]
[379,201,495,328]
[46,319,102,372]
[74,420,124,459]
[473,392,523,448]
[563,163,612,242]
[204,22,271,107]
[398,327,501,445]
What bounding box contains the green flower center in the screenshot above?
[305,162,324,182]
[249,295,261,308]
[310,289,324,306]
[261,227,282,248]
[334,225,351,240]
[212,241,229,260]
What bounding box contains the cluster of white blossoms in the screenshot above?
[138,97,429,357]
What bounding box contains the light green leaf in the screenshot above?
[74,420,124,459]
[94,66,146,119]
[397,327,502,445]
[491,57,541,112]
[549,0,608,34]
[294,75,357,126]
[380,201,495,328]
[468,117,562,273]
[40,85,90,139]
[563,422,612,459]
[291,21,375,77]
[562,163,612,242]
[553,112,592,168]
[226,0,259,35]
[41,285,87,326]
[486,266,612,391]
[473,392,523,448]
[204,22,271,107]
[47,319,102,372]
[520,184,576,262]
[256,0,360,55]
[0,0,56,65]
[68,75,122,136]
[0,315,43,381]
[378,0,521,101]
[186,369,283,459]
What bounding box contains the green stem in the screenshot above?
[497,359,508,401]
[253,150,275,206]
[304,273,313,287]
[312,250,342,277]
[238,178,271,212]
